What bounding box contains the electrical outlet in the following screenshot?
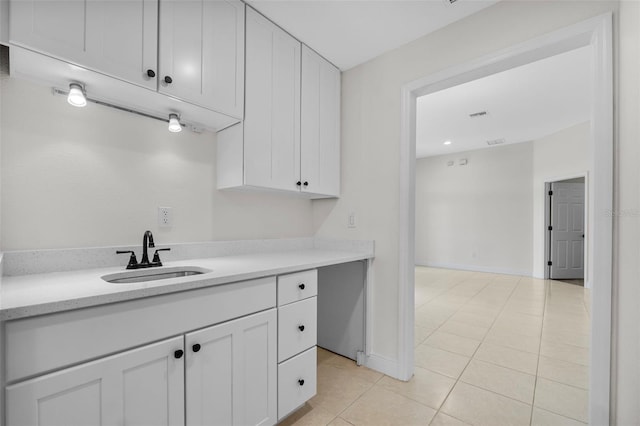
[158,207,172,227]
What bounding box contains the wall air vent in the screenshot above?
[486,138,505,146]
[469,111,488,118]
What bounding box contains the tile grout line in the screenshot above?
[529,277,549,426]
[427,272,524,425]
[418,270,588,425]
[426,271,495,425]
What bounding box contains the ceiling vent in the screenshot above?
[469,111,488,118]
[486,138,505,146]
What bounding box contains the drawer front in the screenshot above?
[278,346,317,420]
[277,269,317,306]
[278,297,317,362]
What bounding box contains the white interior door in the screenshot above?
[550,182,585,279]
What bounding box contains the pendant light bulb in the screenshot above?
[168,113,182,133]
[67,83,87,107]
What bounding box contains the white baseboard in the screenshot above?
[416,261,532,277]
[364,353,402,380]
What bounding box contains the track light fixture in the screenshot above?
[168,113,182,133]
[67,83,87,107]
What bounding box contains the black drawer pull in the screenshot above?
[298,325,305,332]
[146,69,156,78]
[164,75,173,84]
[298,283,305,290]
[298,379,305,386]
[174,349,184,359]
[192,343,201,353]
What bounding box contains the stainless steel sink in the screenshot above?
[102,266,212,284]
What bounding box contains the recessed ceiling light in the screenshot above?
[443,140,452,145]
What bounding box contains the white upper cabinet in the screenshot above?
[10,0,159,90]
[9,0,244,119]
[243,7,301,192]
[217,8,340,199]
[301,45,341,198]
[159,0,244,117]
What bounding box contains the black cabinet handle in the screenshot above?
[146,69,156,78]
[192,343,201,353]
[174,349,184,359]
[164,76,173,84]
[303,181,309,187]
[296,181,302,186]
[298,379,305,386]
[298,283,305,290]
[298,325,305,332]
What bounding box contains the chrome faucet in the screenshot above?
[116,230,170,269]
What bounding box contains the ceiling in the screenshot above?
[246,0,500,70]
[415,46,592,158]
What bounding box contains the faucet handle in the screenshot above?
[152,248,171,265]
[116,250,139,269]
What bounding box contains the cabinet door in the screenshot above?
[10,0,158,89]
[6,336,184,426]
[186,309,277,426]
[158,0,244,117]
[244,7,301,192]
[301,45,341,197]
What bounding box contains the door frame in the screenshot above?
[399,13,612,424]
[544,174,589,283]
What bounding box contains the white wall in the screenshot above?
[415,122,590,279]
[313,2,640,420]
[415,142,534,276]
[0,46,6,247]
[532,122,590,279]
[612,1,640,422]
[0,71,314,250]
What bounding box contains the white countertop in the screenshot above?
[0,249,372,321]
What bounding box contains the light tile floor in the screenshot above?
[279,267,591,426]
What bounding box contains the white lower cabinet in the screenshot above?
[277,270,319,421]
[4,271,319,426]
[6,309,278,426]
[185,309,277,426]
[278,347,317,419]
[6,336,185,426]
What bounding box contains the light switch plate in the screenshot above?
[348,212,356,228]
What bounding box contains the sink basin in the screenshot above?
[102,266,212,284]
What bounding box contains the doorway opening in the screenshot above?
[545,176,588,285]
[399,13,612,424]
